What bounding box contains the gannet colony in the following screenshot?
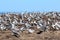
[0,12,60,38]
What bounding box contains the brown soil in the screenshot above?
[0,30,60,40]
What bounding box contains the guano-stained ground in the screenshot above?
[0,30,60,40]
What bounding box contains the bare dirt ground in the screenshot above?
[0,30,60,40]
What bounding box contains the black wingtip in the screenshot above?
[12,33,20,38]
[37,31,43,34]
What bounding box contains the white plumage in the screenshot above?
[27,29,35,33]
